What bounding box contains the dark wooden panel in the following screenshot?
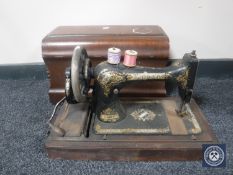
[47,148,202,161]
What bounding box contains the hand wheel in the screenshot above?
[65,46,91,103]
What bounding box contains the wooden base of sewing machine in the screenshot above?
[45,97,218,161]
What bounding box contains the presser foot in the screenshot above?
[175,102,190,117]
[176,108,189,118]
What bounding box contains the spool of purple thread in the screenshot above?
[107,47,121,64]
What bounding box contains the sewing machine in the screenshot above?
[45,47,218,161]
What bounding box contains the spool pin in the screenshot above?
[123,50,138,67]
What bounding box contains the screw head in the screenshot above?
[113,88,119,94]
[191,50,196,57]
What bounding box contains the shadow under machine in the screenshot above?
[44,26,217,161]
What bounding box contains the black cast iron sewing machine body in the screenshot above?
[64,47,198,123]
[93,54,197,122]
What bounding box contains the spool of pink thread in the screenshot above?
[123,50,138,67]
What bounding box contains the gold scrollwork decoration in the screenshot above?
[95,124,170,134]
[97,70,126,96]
[176,69,189,89]
[100,107,120,122]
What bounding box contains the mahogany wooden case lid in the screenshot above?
[42,25,170,59]
[42,25,170,104]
